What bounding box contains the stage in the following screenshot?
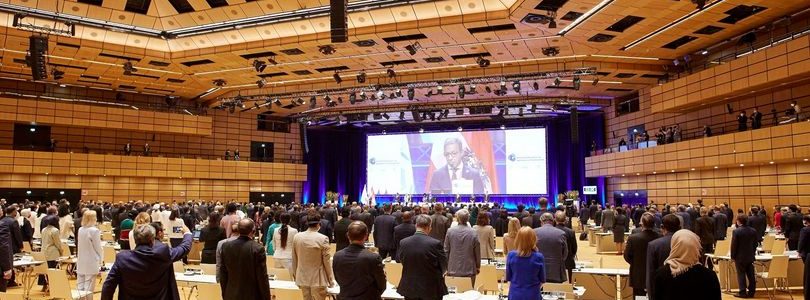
[370,194,602,210]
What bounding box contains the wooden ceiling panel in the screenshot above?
[187,0,212,12]
[102,0,127,11]
[131,14,160,29]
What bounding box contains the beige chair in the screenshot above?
[543,282,576,299]
[22,242,33,253]
[384,262,402,287]
[476,265,500,294]
[714,239,731,257]
[47,269,93,300]
[102,232,114,242]
[199,264,217,275]
[30,252,50,279]
[272,288,304,300]
[445,276,474,293]
[268,268,293,281]
[265,256,275,271]
[196,283,223,300]
[761,235,775,253]
[756,255,792,300]
[495,237,504,256]
[771,240,786,255]
[187,241,203,264]
[173,261,185,273]
[103,246,117,264]
[0,294,25,300]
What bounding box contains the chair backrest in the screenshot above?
[445,276,474,293]
[47,268,73,299]
[771,240,786,255]
[30,252,50,275]
[22,242,32,253]
[384,262,402,287]
[761,235,775,252]
[0,293,25,300]
[61,243,72,257]
[103,246,117,264]
[272,288,304,300]
[187,241,203,264]
[173,261,185,273]
[767,255,789,278]
[268,268,293,281]
[714,239,731,257]
[197,283,223,300]
[328,244,337,255]
[199,264,217,275]
[265,255,275,270]
[102,232,114,242]
[543,282,574,293]
[476,265,499,293]
[495,237,504,252]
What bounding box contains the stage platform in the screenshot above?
[373,194,557,210]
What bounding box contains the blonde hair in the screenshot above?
[506,218,520,238]
[135,212,151,226]
[514,226,537,257]
[81,210,97,227]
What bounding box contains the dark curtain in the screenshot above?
[303,128,367,205]
[546,112,606,206]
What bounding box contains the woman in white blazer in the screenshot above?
[76,210,103,293]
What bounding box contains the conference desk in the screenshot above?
[586,226,602,247]
[12,257,45,300]
[707,252,802,292]
[572,268,630,300]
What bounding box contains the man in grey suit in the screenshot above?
[429,204,451,242]
[444,209,480,286]
[645,214,681,300]
[601,205,616,233]
[534,212,568,283]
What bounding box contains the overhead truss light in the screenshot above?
[318,45,336,55]
[252,59,267,72]
[333,71,342,84]
[122,61,137,75]
[356,71,366,83]
[475,56,491,68]
[404,42,421,56]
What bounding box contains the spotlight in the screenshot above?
[692,0,706,9]
[468,84,477,93]
[457,126,463,132]
[548,19,557,29]
[376,90,385,99]
[349,92,356,104]
[407,87,415,100]
[532,82,539,91]
[458,85,465,99]
[123,61,137,75]
[499,81,507,94]
[541,47,560,57]
[389,92,396,99]
[213,79,227,87]
[500,124,506,130]
[318,45,336,55]
[386,68,396,78]
[437,85,443,93]
[360,93,368,101]
[518,107,524,117]
[272,97,281,106]
[551,104,557,112]
[553,77,561,87]
[296,97,305,105]
[309,96,316,108]
[399,112,405,120]
[404,42,421,55]
[592,77,599,85]
[700,49,709,55]
[333,72,342,84]
[419,128,425,133]
[512,81,521,93]
[256,78,267,88]
[356,72,366,83]
[485,86,492,93]
[382,112,389,120]
[386,44,396,52]
[475,56,491,68]
[395,89,403,98]
[530,104,537,113]
[51,69,65,80]
[252,59,267,72]
[573,76,581,90]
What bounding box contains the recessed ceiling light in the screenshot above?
[739,164,744,167]
[804,159,809,162]
[622,174,625,177]
[635,173,640,176]
[769,161,774,164]
[714,166,718,169]
[690,168,695,171]
[653,171,657,174]
[671,170,675,173]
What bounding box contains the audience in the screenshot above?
[646,214,681,300]
[216,223,239,283]
[613,208,628,256]
[444,209,481,286]
[784,205,803,250]
[397,214,448,299]
[652,229,721,300]
[0,208,13,292]
[76,210,102,294]
[392,211,415,262]
[506,226,546,299]
[291,211,335,300]
[199,212,226,264]
[694,207,716,256]
[624,213,661,297]
[373,204,397,259]
[534,212,568,283]
[220,218,270,300]
[602,204,615,233]
[712,206,728,241]
[333,221,387,299]
[221,203,241,238]
[554,211,577,283]
[333,208,351,252]
[474,213,496,260]
[129,212,152,250]
[731,214,760,298]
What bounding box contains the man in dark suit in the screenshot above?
[624,213,661,297]
[783,205,803,250]
[554,211,577,283]
[321,203,337,228]
[101,222,192,300]
[1,206,23,256]
[579,201,591,231]
[429,138,484,194]
[0,207,15,292]
[731,214,760,298]
[373,204,398,259]
[393,212,416,262]
[747,206,766,239]
[713,207,728,240]
[220,219,270,300]
[333,208,352,252]
[751,107,763,129]
[645,214,681,300]
[397,214,448,300]
[694,207,716,255]
[333,221,387,299]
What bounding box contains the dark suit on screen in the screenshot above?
[333,244,386,300]
[429,164,484,194]
[220,236,270,300]
[397,232,448,299]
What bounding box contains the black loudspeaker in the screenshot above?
[299,123,309,154]
[570,106,579,143]
[330,0,348,43]
[27,35,48,80]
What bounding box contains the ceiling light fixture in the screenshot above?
[558,0,615,35]
[356,71,366,83]
[386,68,396,78]
[512,81,521,93]
[333,71,342,84]
[318,45,336,55]
[122,61,137,75]
[475,56,491,68]
[256,78,267,88]
[252,59,267,72]
[404,42,421,56]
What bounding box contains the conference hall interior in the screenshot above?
[0,0,809,299]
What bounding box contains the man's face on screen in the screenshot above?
[444,143,462,168]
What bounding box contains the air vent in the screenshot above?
[78,80,110,85]
[99,53,141,61]
[352,39,377,47]
[662,36,698,49]
[380,59,417,67]
[56,42,80,49]
[50,63,87,70]
[694,25,724,35]
[240,51,278,60]
[424,57,445,63]
[560,11,583,21]
[180,59,214,67]
[257,72,288,78]
[382,34,428,44]
[167,0,195,13]
[606,88,634,92]
[205,0,228,8]
[314,66,350,73]
[280,48,305,55]
[451,52,491,60]
[292,70,312,75]
[719,5,766,25]
[606,16,644,32]
[125,73,160,80]
[535,0,568,11]
[467,24,516,34]
[12,58,26,65]
[522,14,554,25]
[166,78,185,83]
[118,85,136,89]
[125,0,151,14]
[596,72,611,76]
[144,87,174,93]
[80,74,100,80]
[588,34,615,42]
[615,73,636,78]
[149,60,171,67]
[77,0,103,5]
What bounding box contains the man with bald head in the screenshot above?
[220,218,270,300]
[533,212,568,283]
[332,221,386,299]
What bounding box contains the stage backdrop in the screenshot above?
[304,113,606,207]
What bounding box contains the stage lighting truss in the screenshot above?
[13,13,75,36]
